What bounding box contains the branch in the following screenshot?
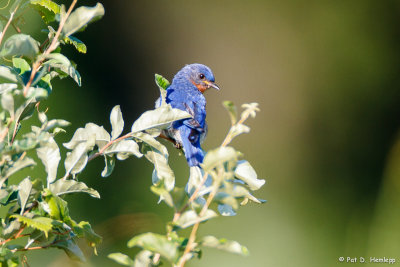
[0,2,20,46]
[23,0,78,96]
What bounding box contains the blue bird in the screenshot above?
[156,63,220,166]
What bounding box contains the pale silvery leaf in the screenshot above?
[108,253,134,266]
[143,146,174,191]
[175,209,218,229]
[229,123,250,140]
[64,122,110,150]
[218,204,237,216]
[0,34,39,59]
[37,136,60,186]
[0,66,19,83]
[201,235,249,256]
[0,157,36,188]
[64,136,95,176]
[18,177,32,215]
[49,179,100,198]
[101,155,115,178]
[110,105,124,140]
[186,166,212,196]
[131,104,191,133]
[104,140,142,158]
[133,132,168,157]
[127,233,178,263]
[202,146,238,171]
[234,160,265,190]
[0,83,17,94]
[44,53,81,86]
[1,91,14,116]
[134,250,153,267]
[150,184,173,207]
[62,3,105,37]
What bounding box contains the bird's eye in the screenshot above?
[199,74,205,79]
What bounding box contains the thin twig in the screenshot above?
[0,2,20,46]
[23,0,78,96]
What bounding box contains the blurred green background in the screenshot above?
[9,0,400,266]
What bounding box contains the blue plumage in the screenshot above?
[156,64,219,166]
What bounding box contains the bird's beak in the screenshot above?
[205,80,220,91]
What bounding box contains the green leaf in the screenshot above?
[42,189,70,222]
[49,179,100,198]
[200,235,249,256]
[44,53,81,86]
[64,122,110,150]
[37,136,60,186]
[131,105,191,133]
[154,74,170,90]
[11,215,55,238]
[202,146,238,171]
[223,101,237,125]
[0,34,39,59]
[54,239,86,262]
[73,221,102,247]
[0,66,19,83]
[134,250,153,267]
[101,155,115,178]
[108,253,134,266]
[150,184,173,207]
[64,136,95,176]
[12,57,30,74]
[127,233,178,263]
[17,177,32,214]
[155,74,170,106]
[64,35,87,53]
[110,105,124,140]
[234,160,265,190]
[174,210,217,229]
[62,3,105,37]
[104,140,142,158]
[142,144,175,191]
[30,0,60,24]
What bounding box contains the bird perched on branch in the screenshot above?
[156,63,220,167]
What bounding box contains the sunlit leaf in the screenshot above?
[150,184,173,207]
[217,204,236,216]
[201,235,249,256]
[50,179,100,198]
[104,140,142,158]
[174,209,217,229]
[30,0,60,23]
[11,215,55,238]
[134,250,153,267]
[62,3,105,37]
[37,136,60,185]
[110,105,124,140]
[73,221,102,248]
[234,160,265,190]
[44,53,81,86]
[131,105,191,133]
[108,253,134,266]
[12,57,30,74]
[64,35,87,53]
[17,177,32,215]
[64,122,110,150]
[64,137,95,176]
[127,233,178,263]
[202,146,238,171]
[223,101,237,125]
[0,34,39,59]
[0,66,20,83]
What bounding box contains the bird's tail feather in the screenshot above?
[180,128,204,167]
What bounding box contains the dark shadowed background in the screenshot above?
[15,0,400,266]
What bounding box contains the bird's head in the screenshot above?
[175,63,220,93]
